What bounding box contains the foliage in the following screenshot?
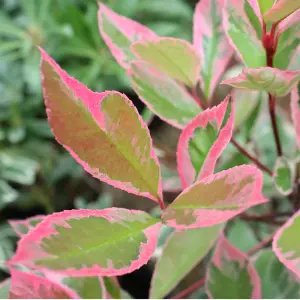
[1,0,300,299]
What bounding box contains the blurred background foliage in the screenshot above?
[0,0,297,298]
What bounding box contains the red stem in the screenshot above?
[171,278,205,299]
[247,233,274,256]
[231,138,273,176]
[268,93,282,156]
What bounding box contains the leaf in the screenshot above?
[274,12,300,70]
[129,60,201,129]
[222,67,300,97]
[288,45,300,71]
[0,279,10,299]
[194,0,233,99]
[273,209,300,280]
[131,37,201,87]
[98,3,157,69]
[177,96,234,188]
[273,157,294,196]
[40,49,163,204]
[9,215,45,237]
[254,249,300,298]
[9,269,79,299]
[150,224,222,299]
[227,220,258,252]
[223,0,266,68]
[162,165,267,229]
[0,180,18,210]
[206,234,261,298]
[291,84,300,149]
[103,277,120,299]
[264,0,300,23]
[257,0,276,14]
[10,208,161,276]
[63,276,106,299]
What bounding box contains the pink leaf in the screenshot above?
[206,234,261,298]
[264,0,300,23]
[193,0,234,99]
[291,85,300,149]
[273,209,300,280]
[162,165,267,229]
[9,269,80,299]
[177,96,234,188]
[9,215,45,237]
[40,49,163,205]
[222,67,300,97]
[9,208,161,277]
[98,3,157,69]
[278,8,300,32]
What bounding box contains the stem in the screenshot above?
[191,88,206,110]
[247,233,274,256]
[171,278,205,299]
[268,93,282,156]
[231,138,273,176]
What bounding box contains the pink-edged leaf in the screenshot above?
[206,234,261,298]
[257,0,276,15]
[9,215,45,237]
[9,208,161,277]
[273,209,300,280]
[98,3,157,69]
[131,37,201,87]
[264,0,300,23]
[222,67,300,96]
[40,49,163,205]
[162,165,267,229]
[288,45,300,71]
[223,0,266,68]
[150,224,223,299]
[274,10,300,69]
[129,60,201,129]
[177,96,234,188]
[291,84,300,149]
[193,0,233,99]
[0,279,10,298]
[9,269,80,299]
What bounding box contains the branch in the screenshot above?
[171,278,205,299]
[246,233,275,256]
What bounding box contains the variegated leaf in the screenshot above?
[9,209,161,277]
[40,49,163,205]
[193,0,233,99]
[273,209,300,281]
[162,165,267,229]
[129,60,201,129]
[9,215,45,237]
[264,0,300,23]
[223,0,266,68]
[9,269,79,299]
[98,3,157,69]
[177,96,234,188]
[206,234,261,298]
[222,67,300,96]
[131,37,201,87]
[273,157,294,196]
[291,84,300,149]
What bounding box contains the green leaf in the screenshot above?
[63,276,105,299]
[129,60,201,129]
[150,225,222,299]
[254,249,300,298]
[11,209,161,277]
[0,279,10,299]
[103,277,121,299]
[227,220,258,252]
[273,157,294,196]
[0,180,18,209]
[223,0,266,68]
[132,37,200,87]
[264,0,300,23]
[257,0,276,14]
